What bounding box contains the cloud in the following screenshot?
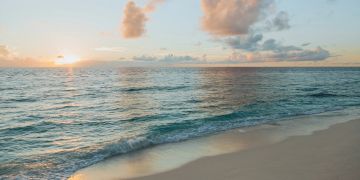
[160,54,200,63]
[95,47,126,52]
[121,0,286,38]
[121,0,165,38]
[0,45,10,57]
[224,35,331,62]
[270,11,290,31]
[229,46,331,62]
[225,34,263,51]
[0,47,53,67]
[132,54,203,64]
[262,39,302,52]
[225,34,301,53]
[133,55,158,61]
[0,45,64,67]
[261,11,290,32]
[270,47,331,61]
[144,0,165,13]
[201,0,274,36]
[0,57,53,67]
[200,0,304,62]
[121,1,148,38]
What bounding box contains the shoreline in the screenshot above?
[69,108,360,180]
[132,117,360,180]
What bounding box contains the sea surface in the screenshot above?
[0,67,359,179]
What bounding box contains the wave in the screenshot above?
[0,87,17,91]
[297,87,318,92]
[85,105,356,158]
[307,92,354,98]
[185,99,203,103]
[122,113,174,122]
[309,92,340,98]
[3,98,38,103]
[0,120,70,136]
[121,85,188,93]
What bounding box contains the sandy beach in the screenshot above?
[132,118,360,180]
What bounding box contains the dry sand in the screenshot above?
[132,118,360,180]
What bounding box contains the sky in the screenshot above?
[0,0,359,67]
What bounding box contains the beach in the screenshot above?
[132,118,360,180]
[70,109,360,180]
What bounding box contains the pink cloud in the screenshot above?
[201,0,273,36]
[121,0,165,39]
[121,1,148,38]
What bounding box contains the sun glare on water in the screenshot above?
[55,55,80,65]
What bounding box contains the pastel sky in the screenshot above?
[0,0,359,67]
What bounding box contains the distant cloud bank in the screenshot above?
[133,54,204,64]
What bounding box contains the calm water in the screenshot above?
[1,67,360,179]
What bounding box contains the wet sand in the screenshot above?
[132,118,360,180]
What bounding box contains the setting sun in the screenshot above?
[55,55,80,65]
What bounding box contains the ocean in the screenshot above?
[0,67,359,179]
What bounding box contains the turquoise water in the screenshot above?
[0,67,359,179]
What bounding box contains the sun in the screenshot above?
[55,55,80,65]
